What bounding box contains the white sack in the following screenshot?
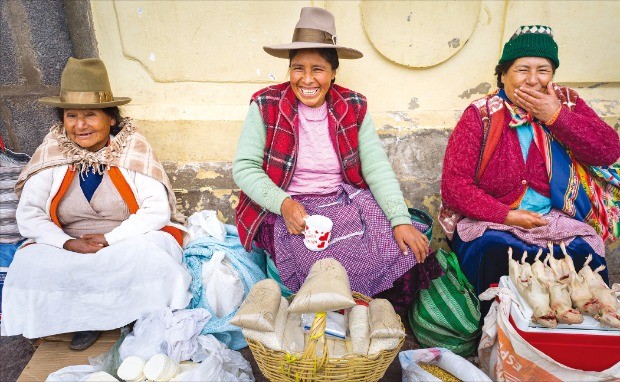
[242,297,288,350]
[185,210,226,244]
[288,258,355,314]
[46,365,97,382]
[202,251,244,318]
[399,347,491,382]
[282,313,305,354]
[349,305,370,355]
[180,334,254,381]
[230,279,281,331]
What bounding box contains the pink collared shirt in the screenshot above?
[287,102,343,195]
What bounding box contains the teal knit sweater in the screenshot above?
[233,102,411,227]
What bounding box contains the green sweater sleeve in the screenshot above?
[358,114,412,227]
[232,102,290,215]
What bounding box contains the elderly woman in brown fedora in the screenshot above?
[233,7,441,311]
[1,58,191,350]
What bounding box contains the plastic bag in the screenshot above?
[179,335,254,381]
[82,371,118,381]
[185,210,227,245]
[399,348,491,382]
[46,365,98,381]
[163,309,212,362]
[184,225,267,350]
[302,311,347,339]
[88,327,128,378]
[202,251,244,318]
[47,329,128,381]
[119,313,167,361]
[119,308,211,363]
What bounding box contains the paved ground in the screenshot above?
[2,267,617,381]
[0,336,35,382]
[0,314,422,382]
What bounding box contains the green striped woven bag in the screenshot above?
[408,248,481,356]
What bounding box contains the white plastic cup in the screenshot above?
[303,215,333,251]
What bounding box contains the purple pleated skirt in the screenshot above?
[256,184,442,312]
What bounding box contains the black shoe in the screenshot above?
[70,330,101,350]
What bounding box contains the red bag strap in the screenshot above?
[50,168,76,227]
[109,166,183,246]
[475,99,505,181]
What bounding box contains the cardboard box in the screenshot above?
[17,330,120,382]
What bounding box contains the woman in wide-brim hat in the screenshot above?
[233,7,442,311]
[440,26,620,322]
[2,57,191,350]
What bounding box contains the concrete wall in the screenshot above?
[3,1,620,279]
[90,2,619,212]
[0,0,97,155]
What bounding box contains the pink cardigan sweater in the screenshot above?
[441,95,620,224]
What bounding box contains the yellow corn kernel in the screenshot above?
[418,363,461,382]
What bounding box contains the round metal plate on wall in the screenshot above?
[360,1,481,68]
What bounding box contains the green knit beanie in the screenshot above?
[499,25,559,68]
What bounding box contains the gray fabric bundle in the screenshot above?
[0,149,30,244]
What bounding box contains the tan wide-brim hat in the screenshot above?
[264,7,363,59]
[38,57,131,109]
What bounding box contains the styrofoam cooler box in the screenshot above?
[498,276,620,371]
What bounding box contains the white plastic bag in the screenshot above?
[302,311,347,339]
[178,335,254,381]
[119,313,167,362]
[185,210,227,244]
[46,365,97,382]
[163,308,212,362]
[399,348,491,382]
[47,368,120,382]
[202,251,244,318]
[119,308,211,363]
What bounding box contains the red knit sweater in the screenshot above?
[441,95,620,224]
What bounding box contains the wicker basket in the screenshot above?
[246,292,404,382]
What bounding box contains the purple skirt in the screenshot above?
[256,184,442,311]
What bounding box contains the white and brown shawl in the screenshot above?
[15,118,185,223]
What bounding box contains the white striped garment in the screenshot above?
[0,150,29,243]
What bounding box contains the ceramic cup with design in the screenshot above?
[303,215,333,251]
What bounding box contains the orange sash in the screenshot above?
[50,166,183,246]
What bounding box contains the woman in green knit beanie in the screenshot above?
[440,25,620,323]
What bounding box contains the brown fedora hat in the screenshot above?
[264,7,363,59]
[38,57,131,109]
